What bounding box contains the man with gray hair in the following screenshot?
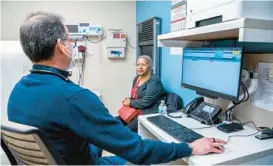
[8,11,226,165]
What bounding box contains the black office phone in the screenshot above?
[183,97,222,125]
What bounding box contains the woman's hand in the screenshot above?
[122,98,131,106]
[122,97,129,104]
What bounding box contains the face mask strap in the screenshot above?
[59,39,75,70]
[60,40,73,58]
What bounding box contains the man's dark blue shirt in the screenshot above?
[8,65,192,165]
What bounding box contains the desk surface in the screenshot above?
[138,113,273,165]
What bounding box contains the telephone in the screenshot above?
[183,97,222,125]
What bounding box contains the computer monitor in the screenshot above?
[181,47,243,101]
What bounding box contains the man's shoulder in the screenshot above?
[64,82,84,93]
[13,74,99,103]
[64,83,100,102]
[59,82,91,100]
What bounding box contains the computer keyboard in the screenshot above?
[147,115,203,143]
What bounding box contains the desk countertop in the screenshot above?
[138,113,273,165]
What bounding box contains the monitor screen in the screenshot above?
[182,47,243,101]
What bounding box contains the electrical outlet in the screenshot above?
[87,49,93,56]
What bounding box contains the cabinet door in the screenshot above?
[1,41,32,120]
[187,0,232,14]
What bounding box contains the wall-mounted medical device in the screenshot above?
[79,23,103,36]
[66,23,103,40]
[106,29,127,59]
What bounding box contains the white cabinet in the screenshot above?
[187,0,231,15]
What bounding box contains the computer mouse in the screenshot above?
[216,144,225,149]
[209,144,225,154]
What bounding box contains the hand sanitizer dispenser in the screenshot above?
[106,29,127,59]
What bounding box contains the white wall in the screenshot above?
[1,1,137,115]
[1,41,32,121]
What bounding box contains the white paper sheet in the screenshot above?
[252,62,273,111]
[170,47,183,55]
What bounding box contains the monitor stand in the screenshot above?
[217,122,243,133]
[196,91,244,133]
[218,109,244,133]
[218,76,259,133]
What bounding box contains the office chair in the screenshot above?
[1,120,65,165]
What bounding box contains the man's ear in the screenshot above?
[56,39,65,54]
[56,39,63,49]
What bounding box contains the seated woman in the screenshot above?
[117,55,166,132]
